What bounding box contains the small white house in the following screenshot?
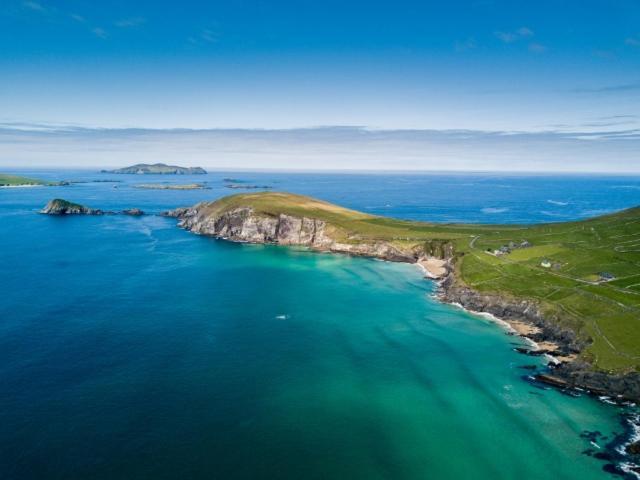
[541,259,552,268]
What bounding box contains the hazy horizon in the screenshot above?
[1,0,639,172]
[1,123,639,173]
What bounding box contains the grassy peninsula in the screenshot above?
[186,192,640,376]
[0,173,53,187]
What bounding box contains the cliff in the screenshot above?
[166,204,418,262]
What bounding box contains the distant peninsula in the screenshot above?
[0,173,67,188]
[101,163,207,175]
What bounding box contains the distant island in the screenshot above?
[0,173,67,188]
[134,183,209,190]
[101,163,207,175]
[163,191,640,402]
[224,184,273,190]
[41,198,104,215]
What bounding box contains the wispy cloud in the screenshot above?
[516,27,534,37]
[571,82,640,93]
[455,37,477,52]
[598,115,638,120]
[495,26,534,43]
[92,27,108,39]
[528,42,547,53]
[115,17,146,28]
[188,26,222,45]
[1,124,639,172]
[22,1,45,12]
[70,13,85,22]
[626,36,640,47]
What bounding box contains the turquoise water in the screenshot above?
[1,171,639,479]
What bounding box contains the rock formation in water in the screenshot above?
[122,208,144,216]
[41,199,104,215]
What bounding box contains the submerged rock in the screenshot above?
[41,199,103,215]
[122,208,144,216]
[626,440,640,455]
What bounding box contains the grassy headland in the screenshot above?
[201,192,640,374]
[0,173,51,187]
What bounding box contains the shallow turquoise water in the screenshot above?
[1,171,638,479]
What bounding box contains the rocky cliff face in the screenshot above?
[439,273,582,354]
[439,271,640,402]
[167,205,417,262]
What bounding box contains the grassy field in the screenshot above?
[207,192,640,373]
[0,173,50,187]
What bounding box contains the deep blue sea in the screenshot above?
[1,170,640,479]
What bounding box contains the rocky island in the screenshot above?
[102,163,207,175]
[164,192,640,401]
[41,199,144,216]
[41,199,105,215]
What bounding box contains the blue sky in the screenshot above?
[1,0,639,171]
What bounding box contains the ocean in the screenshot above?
[1,170,639,479]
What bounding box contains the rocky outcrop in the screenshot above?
[167,205,417,262]
[627,440,640,455]
[41,199,146,216]
[439,271,640,402]
[549,362,640,402]
[122,208,144,216]
[439,273,582,354]
[41,199,104,215]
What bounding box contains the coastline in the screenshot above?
[165,199,639,404]
[416,260,575,364]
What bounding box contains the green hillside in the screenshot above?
[0,173,49,186]
[207,192,640,373]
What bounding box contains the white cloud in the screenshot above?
[22,1,45,12]
[626,37,640,47]
[495,26,535,43]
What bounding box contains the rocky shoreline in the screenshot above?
[438,272,640,403]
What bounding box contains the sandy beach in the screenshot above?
[417,257,448,279]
